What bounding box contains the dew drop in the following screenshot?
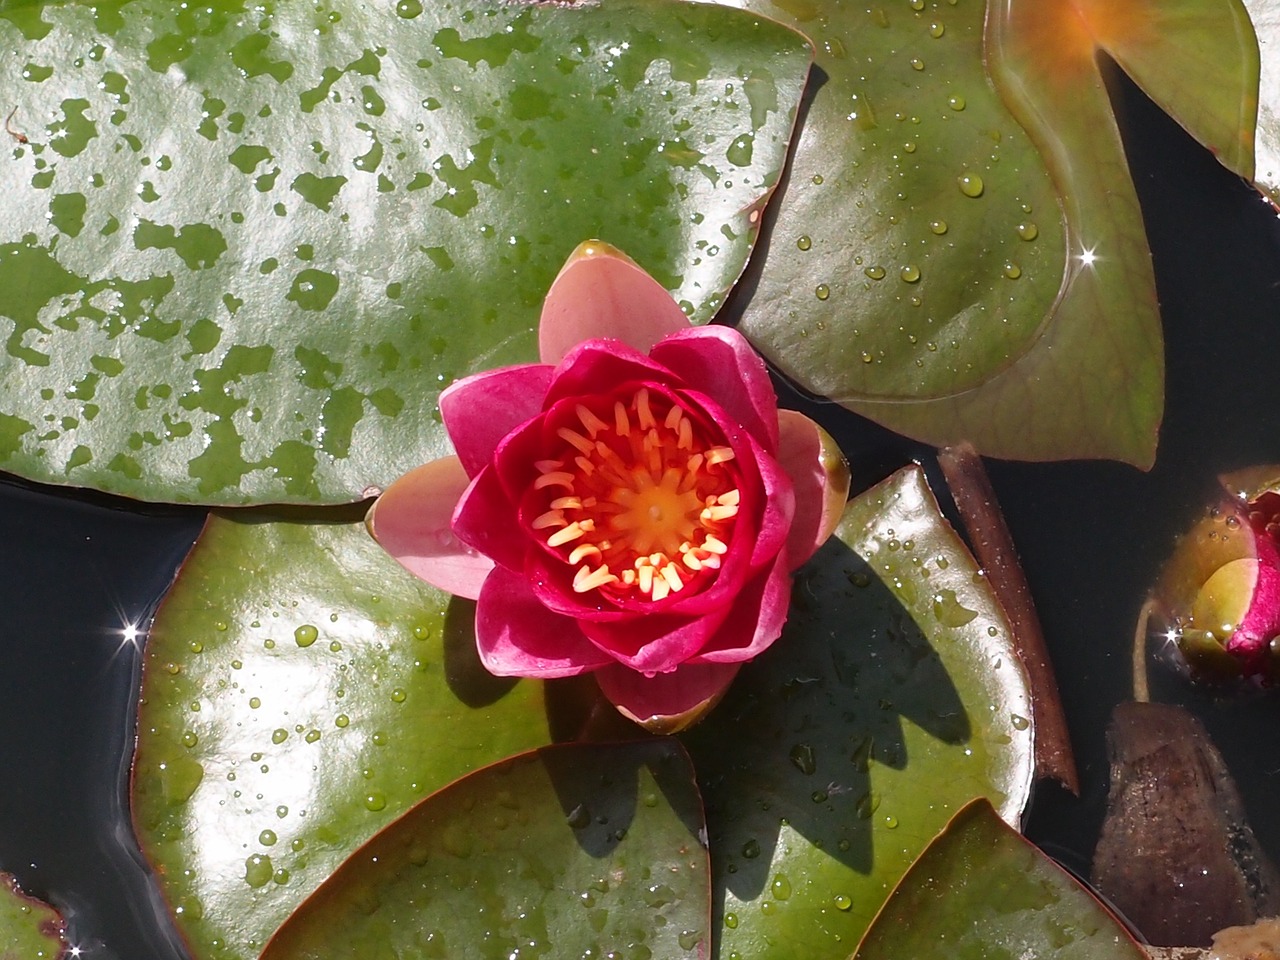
[929,21,945,37]
[796,235,812,251]
[294,624,318,647]
[181,731,198,748]
[1003,261,1022,279]
[909,57,924,71]
[929,219,948,235]
[899,264,920,283]
[678,930,702,950]
[1011,714,1030,731]
[391,688,407,703]
[395,0,422,16]
[259,829,278,846]
[276,805,289,818]
[364,791,387,812]
[811,173,824,185]
[947,94,965,111]
[335,714,350,728]
[909,0,924,9]
[243,855,273,888]
[957,173,984,197]
[741,838,760,859]
[248,697,261,709]
[814,283,830,301]
[271,728,288,744]
[1017,221,1039,241]
[789,743,817,775]
[834,894,853,911]
[864,265,886,280]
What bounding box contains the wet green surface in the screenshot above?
[260,741,709,960]
[683,465,1034,959]
[131,509,555,960]
[853,800,1145,960]
[0,872,65,960]
[0,0,809,504]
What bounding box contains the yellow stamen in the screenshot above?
[660,564,684,592]
[550,496,582,510]
[569,543,602,565]
[548,519,594,547]
[532,509,567,530]
[635,388,655,429]
[702,535,729,555]
[557,427,595,455]
[651,577,670,601]
[706,446,736,465]
[614,401,631,436]
[576,404,609,438]
[534,471,575,491]
[574,564,619,592]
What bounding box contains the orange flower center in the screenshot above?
[530,386,740,602]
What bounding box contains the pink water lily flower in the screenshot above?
[367,241,849,732]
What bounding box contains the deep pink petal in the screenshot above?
[476,566,614,678]
[691,555,793,663]
[543,339,678,410]
[595,660,740,733]
[439,365,553,477]
[366,456,493,600]
[452,464,528,573]
[775,410,851,569]
[579,603,732,675]
[539,241,691,365]
[650,326,780,450]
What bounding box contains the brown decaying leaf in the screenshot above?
[1092,702,1280,947]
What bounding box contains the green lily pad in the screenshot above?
[0,872,66,960]
[0,0,810,505]
[853,799,1146,960]
[682,464,1034,958]
[259,740,710,960]
[1244,0,1280,204]
[731,0,1257,466]
[131,508,555,960]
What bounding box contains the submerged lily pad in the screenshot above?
[131,509,555,960]
[682,464,1035,957]
[260,741,710,960]
[0,0,810,504]
[0,872,66,960]
[853,799,1146,960]
[729,0,1257,466]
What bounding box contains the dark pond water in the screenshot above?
[1,73,1279,958]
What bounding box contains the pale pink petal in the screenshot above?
[366,456,493,600]
[650,326,780,449]
[775,410,851,569]
[595,660,741,734]
[439,365,554,477]
[539,240,691,364]
[452,465,527,573]
[476,566,615,678]
[542,338,674,410]
[691,556,793,663]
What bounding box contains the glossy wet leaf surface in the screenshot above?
[0,0,809,505]
[729,0,1257,466]
[682,464,1034,958]
[1244,0,1280,204]
[0,872,65,960]
[853,799,1146,960]
[131,509,555,960]
[260,741,710,960]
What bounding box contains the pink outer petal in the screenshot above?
[542,339,679,411]
[539,241,691,365]
[476,566,614,678]
[595,660,741,734]
[690,553,792,663]
[650,326,780,450]
[452,465,527,574]
[775,410,851,570]
[366,456,493,601]
[439,364,554,478]
[579,603,733,675]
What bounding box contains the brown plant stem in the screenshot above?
[937,443,1079,794]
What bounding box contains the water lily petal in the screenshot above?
[776,409,851,569]
[690,554,792,663]
[476,566,613,678]
[440,365,554,478]
[579,603,732,675]
[539,240,691,365]
[595,660,740,734]
[651,326,781,449]
[365,456,493,600]
[452,464,527,574]
[543,339,677,411]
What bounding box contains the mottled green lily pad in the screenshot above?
[0,0,810,504]
[260,741,710,960]
[853,799,1146,960]
[729,0,1257,466]
[131,509,555,960]
[0,872,66,960]
[682,464,1035,958]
